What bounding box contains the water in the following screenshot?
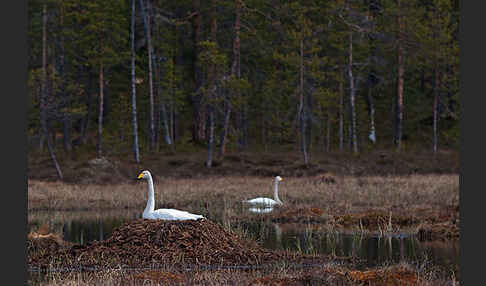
[28,210,459,274]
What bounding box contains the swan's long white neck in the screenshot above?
[273,178,282,204]
[144,174,155,214]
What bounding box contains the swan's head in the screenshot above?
[137,170,151,180]
[275,176,283,182]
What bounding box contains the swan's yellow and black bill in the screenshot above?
[137,173,144,179]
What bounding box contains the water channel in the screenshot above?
[28,208,459,276]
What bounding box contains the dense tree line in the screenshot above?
[27,0,459,178]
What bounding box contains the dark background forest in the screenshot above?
[27,0,460,180]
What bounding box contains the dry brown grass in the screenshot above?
[28,173,459,241]
[28,174,459,216]
[29,263,458,286]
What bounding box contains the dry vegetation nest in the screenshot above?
[27,232,72,265]
[29,219,281,269]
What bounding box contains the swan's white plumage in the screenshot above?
[143,208,204,220]
[246,197,279,206]
[137,170,204,221]
[248,206,274,213]
[245,176,283,207]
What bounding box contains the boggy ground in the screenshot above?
[27,150,459,284]
[30,264,455,285]
[28,219,455,286]
[28,163,459,241]
[28,148,459,184]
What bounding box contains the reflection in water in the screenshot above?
[248,207,274,214]
[28,210,141,245]
[28,210,459,274]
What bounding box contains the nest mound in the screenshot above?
[30,219,280,269]
[28,232,71,265]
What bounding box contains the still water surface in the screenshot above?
[28,209,459,274]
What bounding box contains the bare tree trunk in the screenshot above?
[348,30,358,154]
[366,3,377,146]
[366,86,376,144]
[299,37,309,165]
[139,0,155,151]
[96,36,105,158]
[42,4,63,179]
[339,72,344,151]
[130,0,140,163]
[57,4,71,152]
[395,0,404,150]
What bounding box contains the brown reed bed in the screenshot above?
[29,262,457,286]
[28,173,459,239]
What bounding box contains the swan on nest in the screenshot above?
[137,170,204,220]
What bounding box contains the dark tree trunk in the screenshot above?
[154,58,173,151]
[306,90,313,152]
[339,71,344,151]
[206,107,215,167]
[42,4,63,179]
[81,69,92,144]
[299,38,308,165]
[433,67,439,153]
[96,35,104,158]
[395,0,404,150]
[130,0,140,163]
[218,96,231,157]
[57,4,71,152]
[159,93,173,151]
[139,0,155,151]
[218,0,241,157]
[206,0,217,167]
[191,0,203,144]
[326,109,331,152]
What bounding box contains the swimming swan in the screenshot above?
[137,170,204,220]
[245,176,283,207]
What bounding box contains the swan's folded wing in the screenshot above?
[152,208,204,220]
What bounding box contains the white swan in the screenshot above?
[245,176,283,207]
[137,170,204,220]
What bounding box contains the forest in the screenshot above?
[27,0,460,179]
